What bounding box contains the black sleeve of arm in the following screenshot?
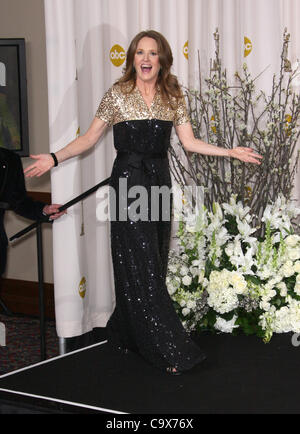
[10,154,46,221]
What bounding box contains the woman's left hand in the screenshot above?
[228,147,263,164]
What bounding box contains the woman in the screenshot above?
[25,30,262,374]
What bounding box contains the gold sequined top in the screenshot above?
[95,82,190,127]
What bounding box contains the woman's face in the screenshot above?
[134,37,160,85]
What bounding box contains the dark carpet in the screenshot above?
[1,331,300,414]
[0,313,59,375]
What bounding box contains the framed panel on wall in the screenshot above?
[0,38,29,157]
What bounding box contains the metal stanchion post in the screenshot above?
[58,337,67,355]
[0,202,12,315]
[9,176,111,361]
[36,221,46,361]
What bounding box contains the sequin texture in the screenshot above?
[96,85,205,372]
[95,83,190,127]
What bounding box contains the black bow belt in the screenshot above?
[117,151,168,175]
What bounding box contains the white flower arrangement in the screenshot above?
[167,29,300,342]
[167,194,300,342]
[169,29,300,240]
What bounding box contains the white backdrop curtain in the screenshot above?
[44,0,300,338]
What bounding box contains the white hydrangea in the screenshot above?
[285,234,300,247]
[206,269,248,314]
[179,265,189,276]
[260,298,300,334]
[294,283,300,296]
[286,247,300,262]
[280,260,295,278]
[294,261,300,273]
[182,275,192,286]
[272,298,300,333]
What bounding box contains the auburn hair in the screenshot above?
[116,30,182,105]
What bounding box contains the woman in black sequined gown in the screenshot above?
[25,30,262,374]
[107,119,204,372]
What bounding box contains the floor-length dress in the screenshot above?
[96,83,205,372]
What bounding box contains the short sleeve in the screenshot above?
[173,95,190,126]
[95,86,115,126]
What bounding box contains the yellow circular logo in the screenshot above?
[110,44,126,67]
[79,277,87,299]
[211,116,217,133]
[183,41,188,60]
[244,36,252,57]
[285,114,292,136]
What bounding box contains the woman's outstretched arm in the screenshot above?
[175,122,262,164]
[24,118,108,178]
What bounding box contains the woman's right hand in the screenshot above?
[24,118,108,178]
[24,154,55,178]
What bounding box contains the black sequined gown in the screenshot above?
[106,119,205,372]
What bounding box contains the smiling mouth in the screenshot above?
[141,65,152,73]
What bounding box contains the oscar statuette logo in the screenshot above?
[79,276,87,299]
[183,41,188,60]
[110,44,126,67]
[244,36,253,57]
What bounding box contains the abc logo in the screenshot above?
[244,36,252,57]
[210,115,216,133]
[78,276,87,299]
[285,114,292,136]
[183,41,188,60]
[110,44,126,67]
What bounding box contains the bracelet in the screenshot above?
[50,152,58,167]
